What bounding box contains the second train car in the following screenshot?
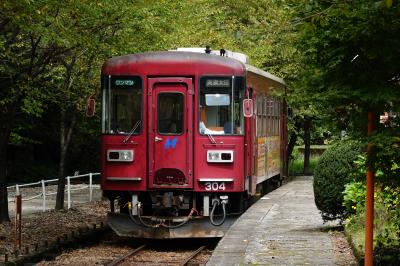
[99,48,288,238]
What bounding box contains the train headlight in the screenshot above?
[208,152,220,161]
[107,150,134,162]
[121,151,132,160]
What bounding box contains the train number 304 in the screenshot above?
[204,182,226,191]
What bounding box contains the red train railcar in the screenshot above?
[100,49,288,238]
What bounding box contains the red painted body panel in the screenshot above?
[194,137,245,192]
[101,135,147,191]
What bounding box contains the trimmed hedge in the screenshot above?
[313,140,362,221]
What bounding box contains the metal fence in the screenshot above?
[7,173,101,211]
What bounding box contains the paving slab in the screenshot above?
[207,176,335,265]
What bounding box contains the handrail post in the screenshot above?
[14,195,22,252]
[16,184,20,196]
[89,173,93,202]
[41,180,46,212]
[67,176,71,209]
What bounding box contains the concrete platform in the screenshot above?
[207,176,335,265]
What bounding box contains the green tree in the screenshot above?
[48,0,140,210]
[0,0,73,222]
[0,0,157,216]
[292,2,400,241]
[293,0,400,135]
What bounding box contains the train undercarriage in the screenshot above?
[104,175,281,238]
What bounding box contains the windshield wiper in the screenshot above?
[123,120,141,144]
[207,133,217,144]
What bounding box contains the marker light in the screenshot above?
[207,150,234,163]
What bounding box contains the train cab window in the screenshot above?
[199,76,245,135]
[102,76,143,134]
[157,93,184,135]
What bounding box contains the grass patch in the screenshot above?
[288,146,323,175]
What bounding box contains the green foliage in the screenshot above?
[372,134,400,185]
[373,186,400,262]
[292,0,400,140]
[343,139,400,261]
[313,140,362,221]
[342,181,366,215]
[1,0,298,185]
[350,137,400,186]
[344,182,400,264]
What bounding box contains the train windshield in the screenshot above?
[199,76,245,135]
[102,76,143,134]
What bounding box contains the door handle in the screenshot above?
[155,136,163,142]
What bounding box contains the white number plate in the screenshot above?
[204,182,226,191]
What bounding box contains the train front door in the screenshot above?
[148,78,193,189]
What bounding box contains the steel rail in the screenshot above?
[106,244,146,266]
[179,245,206,266]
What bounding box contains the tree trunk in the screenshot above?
[55,109,76,210]
[303,118,311,175]
[0,128,11,223]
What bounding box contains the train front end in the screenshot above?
[100,52,249,238]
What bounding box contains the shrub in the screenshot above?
[313,140,362,221]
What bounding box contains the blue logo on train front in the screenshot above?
[164,137,178,150]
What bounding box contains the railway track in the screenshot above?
[106,244,208,266]
[106,244,146,266]
[34,231,215,265]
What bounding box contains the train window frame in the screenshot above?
[266,96,271,137]
[257,96,262,137]
[277,101,281,135]
[262,95,267,137]
[198,76,245,136]
[102,75,144,135]
[275,99,279,136]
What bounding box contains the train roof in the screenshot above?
[102,51,244,74]
[102,51,285,87]
[245,64,286,86]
